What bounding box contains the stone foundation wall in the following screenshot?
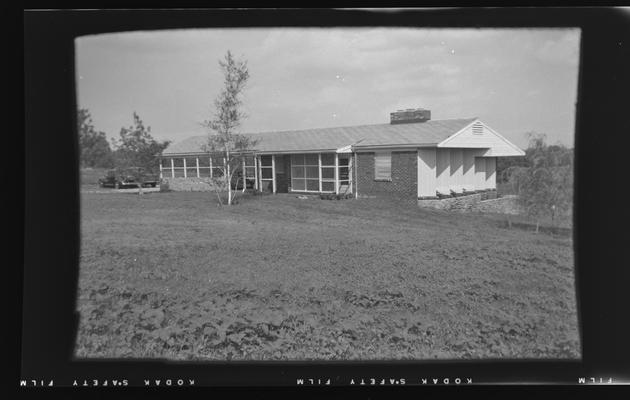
[162,177,217,192]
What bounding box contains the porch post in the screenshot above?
[159,159,163,179]
[170,158,175,178]
[242,157,246,189]
[209,156,213,178]
[318,153,323,192]
[349,153,353,194]
[183,157,187,178]
[272,155,277,194]
[335,153,339,194]
[354,152,358,199]
[196,157,200,178]
[254,155,259,190]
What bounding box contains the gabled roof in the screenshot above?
[162,118,478,155]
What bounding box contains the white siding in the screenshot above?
[417,148,437,197]
[449,149,464,193]
[439,120,525,157]
[474,157,486,190]
[436,148,451,195]
[485,157,496,190]
[462,150,476,192]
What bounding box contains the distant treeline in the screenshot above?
[78,108,170,173]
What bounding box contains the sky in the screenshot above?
[75,27,580,150]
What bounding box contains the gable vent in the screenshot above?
[472,122,484,135]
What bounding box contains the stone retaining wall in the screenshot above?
[417,191,522,214]
[417,191,492,211]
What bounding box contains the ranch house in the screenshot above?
[160,108,525,201]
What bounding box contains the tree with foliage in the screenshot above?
[503,133,574,232]
[497,141,573,184]
[77,108,114,168]
[496,151,529,184]
[112,112,170,194]
[202,51,259,206]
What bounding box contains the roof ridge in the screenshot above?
[251,117,478,135]
[180,117,478,138]
[163,117,480,155]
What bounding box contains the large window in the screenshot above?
[290,153,337,193]
[161,157,173,177]
[259,155,273,192]
[160,154,259,184]
[243,155,256,189]
[338,154,351,193]
[210,155,225,177]
[291,154,318,192]
[290,154,321,192]
[172,158,185,177]
[198,157,211,177]
[185,157,198,178]
[320,153,336,192]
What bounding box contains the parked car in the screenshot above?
[98,167,160,189]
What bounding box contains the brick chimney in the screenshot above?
[390,108,431,124]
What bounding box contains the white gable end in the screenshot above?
[437,119,525,157]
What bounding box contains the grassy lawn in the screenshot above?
[76,191,579,360]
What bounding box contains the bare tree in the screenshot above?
[202,51,258,206]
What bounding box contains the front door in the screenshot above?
[275,155,289,193]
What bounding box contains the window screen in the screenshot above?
[291,153,321,192]
[259,155,274,192]
[374,152,392,181]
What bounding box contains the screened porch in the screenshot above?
[257,152,353,195]
[159,152,353,195]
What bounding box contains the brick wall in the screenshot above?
[355,151,417,200]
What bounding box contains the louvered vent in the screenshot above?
[472,122,484,135]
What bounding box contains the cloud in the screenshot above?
[76,27,579,147]
[536,29,581,66]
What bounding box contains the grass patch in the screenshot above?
[76,191,579,360]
